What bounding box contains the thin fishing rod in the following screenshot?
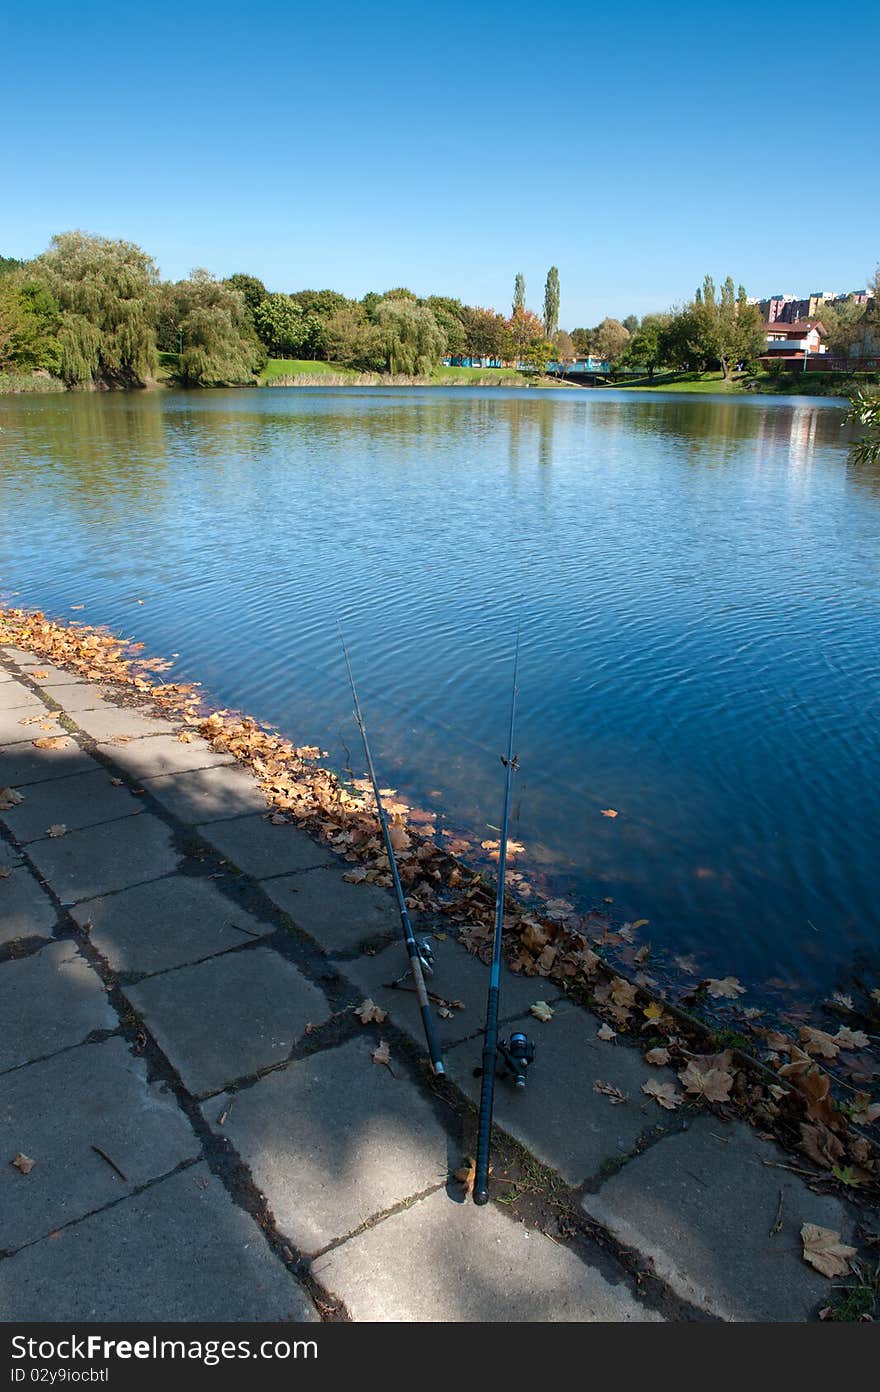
[339,628,445,1077]
[474,625,521,1205]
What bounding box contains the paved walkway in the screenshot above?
[0,648,862,1321]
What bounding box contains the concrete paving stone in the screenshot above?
[259,865,401,953]
[0,683,45,713]
[0,864,58,945]
[0,837,23,869]
[1,648,38,665]
[0,1036,199,1251]
[313,1187,662,1322]
[0,941,116,1072]
[71,874,276,977]
[35,680,115,712]
[444,1003,678,1186]
[0,708,68,746]
[100,731,236,780]
[341,935,564,1049]
[26,812,180,905]
[0,738,96,787]
[0,1162,318,1321]
[582,1113,859,1321]
[204,1037,451,1254]
[73,706,177,741]
[0,767,143,843]
[0,665,13,681]
[198,813,335,879]
[22,662,85,686]
[143,763,269,825]
[125,945,330,1096]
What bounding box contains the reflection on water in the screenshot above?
[0,386,876,998]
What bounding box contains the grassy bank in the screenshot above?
[0,371,65,394]
[260,359,566,388]
[608,368,880,396]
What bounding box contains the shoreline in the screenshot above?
[1,601,877,1200]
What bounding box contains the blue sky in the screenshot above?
[4,2,878,325]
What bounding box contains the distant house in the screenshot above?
[760,319,827,366]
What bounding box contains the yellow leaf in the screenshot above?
[601,808,618,818]
[530,1000,554,1023]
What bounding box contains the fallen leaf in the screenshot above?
[0,787,24,810]
[371,1040,392,1066]
[454,1156,476,1196]
[834,1028,870,1051]
[530,1000,554,1023]
[831,993,853,1011]
[800,1223,856,1279]
[46,824,67,838]
[631,919,650,930]
[645,1047,670,1066]
[706,976,746,999]
[643,1002,664,1023]
[678,1059,734,1103]
[32,737,68,751]
[110,778,124,787]
[642,1079,683,1110]
[31,670,48,679]
[597,1023,617,1042]
[799,1027,840,1060]
[594,1081,628,1104]
[0,867,10,880]
[12,1153,36,1174]
[355,997,387,1025]
[601,808,618,818]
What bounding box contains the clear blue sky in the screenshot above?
[4,2,877,326]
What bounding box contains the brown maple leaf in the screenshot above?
[678,1060,734,1103]
[355,998,387,1025]
[834,1027,870,1051]
[799,1027,839,1060]
[645,1047,671,1066]
[799,1123,845,1169]
[11,1153,36,1174]
[705,976,745,999]
[454,1156,477,1196]
[800,1224,856,1279]
[642,1079,683,1110]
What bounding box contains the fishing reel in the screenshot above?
[498,1031,536,1089]
[392,937,435,984]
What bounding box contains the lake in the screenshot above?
[1,386,877,1005]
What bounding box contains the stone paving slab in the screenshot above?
[0,668,13,682]
[143,764,269,824]
[0,837,22,868]
[100,732,236,779]
[444,1003,678,1186]
[581,1114,857,1321]
[26,812,180,905]
[204,1037,451,1254]
[74,706,178,742]
[259,865,401,953]
[0,709,68,745]
[2,648,49,666]
[71,874,276,977]
[313,1187,663,1321]
[32,680,114,712]
[125,945,330,1096]
[0,864,58,944]
[22,662,85,686]
[341,935,564,1048]
[0,941,117,1072]
[0,1162,318,1321]
[0,739,96,787]
[198,813,336,879]
[0,683,45,713]
[0,1036,199,1251]
[0,767,143,843]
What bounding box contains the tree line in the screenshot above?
[3,230,874,391]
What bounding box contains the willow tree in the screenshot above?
[34,232,159,387]
[164,270,265,386]
[373,298,445,376]
[543,266,560,339]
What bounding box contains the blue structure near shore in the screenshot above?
[441,355,612,374]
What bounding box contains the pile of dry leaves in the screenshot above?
[1,604,878,1200]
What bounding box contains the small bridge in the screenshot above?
[545,359,611,386]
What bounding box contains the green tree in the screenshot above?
[0,255,24,279]
[162,270,264,386]
[595,317,631,363]
[513,272,525,314]
[570,327,594,356]
[543,266,560,338]
[374,298,445,375]
[224,274,268,318]
[34,231,159,387]
[322,305,384,370]
[622,314,639,335]
[253,293,314,357]
[424,296,467,356]
[553,329,576,362]
[0,278,61,372]
[525,337,555,373]
[459,306,505,358]
[622,314,671,379]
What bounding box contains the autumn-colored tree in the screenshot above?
[505,306,544,363]
[594,317,631,363]
[553,329,576,362]
[461,305,506,358]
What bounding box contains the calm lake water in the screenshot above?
[1,387,877,1002]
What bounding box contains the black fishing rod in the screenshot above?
[474,625,529,1205]
[339,629,445,1077]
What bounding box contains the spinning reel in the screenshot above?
[497,1031,536,1089]
[392,937,436,983]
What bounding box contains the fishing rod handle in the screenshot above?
[474,983,500,1204]
[406,936,445,1076]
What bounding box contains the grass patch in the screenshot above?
[259,358,358,384]
[611,371,747,394]
[430,365,528,385]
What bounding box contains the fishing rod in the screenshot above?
[339,628,445,1077]
[474,625,534,1205]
